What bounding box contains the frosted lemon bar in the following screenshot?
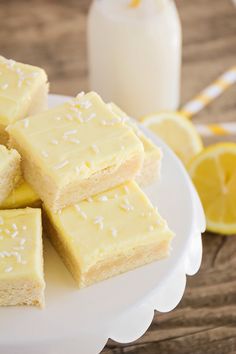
[108,103,162,186]
[44,181,173,288]
[0,180,40,209]
[0,145,21,204]
[0,208,45,307]
[8,92,144,211]
[0,55,48,144]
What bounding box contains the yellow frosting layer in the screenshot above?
[0,56,47,125]
[0,208,44,284]
[45,181,173,273]
[7,92,144,184]
[0,181,40,209]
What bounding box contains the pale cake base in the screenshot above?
[136,149,162,187]
[0,279,44,307]
[10,134,143,211]
[0,148,21,204]
[44,211,170,288]
[84,240,169,288]
[0,82,48,146]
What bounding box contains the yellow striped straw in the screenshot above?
[180,66,236,118]
[129,0,141,8]
[196,122,236,137]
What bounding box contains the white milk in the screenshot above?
[87,0,182,118]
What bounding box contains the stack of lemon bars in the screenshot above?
[0,56,174,308]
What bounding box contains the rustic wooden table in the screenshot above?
[1,0,236,353]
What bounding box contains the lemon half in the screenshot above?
[141,112,203,165]
[188,143,236,235]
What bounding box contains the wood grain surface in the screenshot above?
[0,0,236,353]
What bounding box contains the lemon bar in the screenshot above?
[108,103,162,186]
[44,181,173,288]
[8,92,144,211]
[0,180,40,210]
[0,208,45,307]
[0,145,21,204]
[0,55,48,144]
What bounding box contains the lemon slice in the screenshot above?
[188,143,236,235]
[141,112,203,165]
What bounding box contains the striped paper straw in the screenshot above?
[196,122,236,137]
[180,66,236,118]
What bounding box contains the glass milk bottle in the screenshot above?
[87,0,182,118]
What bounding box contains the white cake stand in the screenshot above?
[0,95,205,354]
